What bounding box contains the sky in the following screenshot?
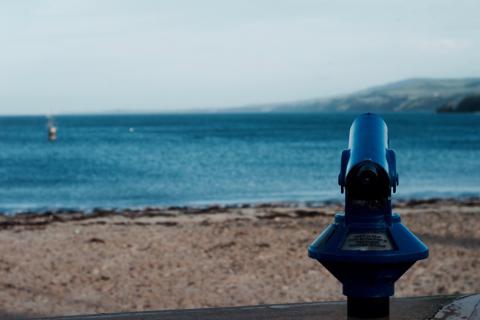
[0,0,479,115]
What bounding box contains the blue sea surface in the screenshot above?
[0,113,479,213]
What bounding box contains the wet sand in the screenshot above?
[0,198,478,317]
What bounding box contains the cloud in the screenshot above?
[417,38,474,52]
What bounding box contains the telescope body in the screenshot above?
[308,113,428,318]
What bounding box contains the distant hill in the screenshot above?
[224,78,480,113]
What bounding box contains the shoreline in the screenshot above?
[1,196,479,221]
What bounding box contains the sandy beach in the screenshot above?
[0,198,478,317]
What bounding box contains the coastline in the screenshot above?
[0,197,478,317]
[1,196,479,223]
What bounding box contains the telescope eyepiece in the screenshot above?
[356,162,379,187]
[346,161,390,200]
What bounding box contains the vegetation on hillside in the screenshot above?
[437,95,480,113]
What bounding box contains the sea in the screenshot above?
[0,113,479,214]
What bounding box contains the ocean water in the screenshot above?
[0,113,479,213]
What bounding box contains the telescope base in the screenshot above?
[347,296,389,319]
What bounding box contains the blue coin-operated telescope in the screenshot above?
[308,113,428,318]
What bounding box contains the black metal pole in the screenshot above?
[347,297,389,319]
